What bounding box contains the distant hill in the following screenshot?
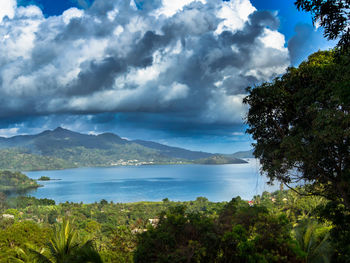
[0,127,129,154]
[0,170,41,193]
[194,155,247,165]
[230,150,254,158]
[132,140,213,160]
[0,127,249,171]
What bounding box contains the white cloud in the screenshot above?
[154,0,206,17]
[113,25,123,36]
[215,0,255,34]
[232,132,244,136]
[62,8,84,24]
[0,0,290,126]
[88,130,98,135]
[0,0,16,22]
[259,28,286,51]
[0,127,19,137]
[159,82,189,102]
[203,93,248,123]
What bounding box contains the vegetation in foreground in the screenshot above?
[0,187,345,263]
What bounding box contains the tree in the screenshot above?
[243,50,350,209]
[318,200,350,262]
[31,219,103,263]
[217,198,303,263]
[295,0,350,48]
[135,201,303,263]
[0,192,6,210]
[103,226,136,263]
[134,205,219,263]
[292,219,333,263]
[0,221,51,261]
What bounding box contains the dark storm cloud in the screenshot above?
[208,11,278,71]
[0,0,289,131]
[68,57,127,96]
[220,11,279,45]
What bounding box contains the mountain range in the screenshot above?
[0,127,253,171]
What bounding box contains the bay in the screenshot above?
[25,159,278,203]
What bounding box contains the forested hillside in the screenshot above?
[0,128,248,171]
[0,171,40,193]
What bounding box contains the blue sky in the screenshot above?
[0,0,335,153]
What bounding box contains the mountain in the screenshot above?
[194,155,248,165]
[0,127,248,171]
[0,127,128,154]
[230,149,254,159]
[132,140,213,160]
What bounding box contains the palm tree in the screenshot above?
[8,246,45,263]
[30,219,103,263]
[293,219,333,263]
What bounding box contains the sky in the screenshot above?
[0,0,336,153]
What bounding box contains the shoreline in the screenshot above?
[18,160,254,173]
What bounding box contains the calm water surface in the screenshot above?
[25,160,278,203]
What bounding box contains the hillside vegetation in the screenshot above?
[0,170,40,192]
[0,127,248,171]
[0,189,335,262]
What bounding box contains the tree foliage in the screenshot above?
[0,170,40,193]
[135,199,304,263]
[292,219,333,263]
[31,219,103,263]
[0,190,337,262]
[244,50,350,210]
[295,0,350,48]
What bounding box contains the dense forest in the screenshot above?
[0,187,339,262]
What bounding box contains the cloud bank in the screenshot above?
[0,0,289,133]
